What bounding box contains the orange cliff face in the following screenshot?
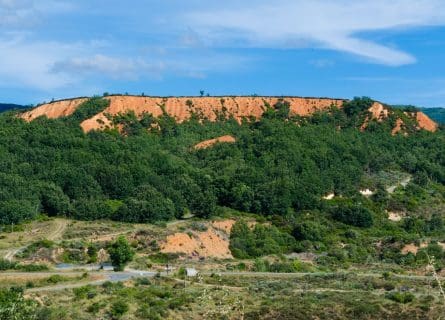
[20,95,438,134]
[20,96,345,132]
[360,102,438,134]
[21,98,89,121]
[415,111,438,132]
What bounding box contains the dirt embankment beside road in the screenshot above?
[161,220,236,259]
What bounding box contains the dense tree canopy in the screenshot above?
[0,97,443,229]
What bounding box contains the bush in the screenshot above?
[148,252,179,264]
[46,275,64,284]
[110,299,129,318]
[330,204,373,228]
[73,286,97,300]
[0,259,48,272]
[0,287,39,319]
[230,220,296,259]
[385,291,415,304]
[87,302,103,314]
[292,221,326,241]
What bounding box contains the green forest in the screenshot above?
[0,97,444,263]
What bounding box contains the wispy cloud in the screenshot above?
[51,54,166,80]
[0,36,78,90]
[310,59,334,68]
[0,0,37,27]
[184,0,445,66]
[0,0,74,28]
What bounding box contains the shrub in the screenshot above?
[110,299,129,318]
[330,204,373,228]
[385,291,415,304]
[46,275,64,284]
[292,221,326,241]
[73,286,96,300]
[230,220,296,258]
[87,302,102,314]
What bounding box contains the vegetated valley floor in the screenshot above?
[1,216,445,319]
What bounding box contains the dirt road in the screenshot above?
[0,269,438,293]
[2,219,68,261]
[47,219,68,241]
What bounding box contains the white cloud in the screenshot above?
[184,0,445,66]
[0,0,37,27]
[51,54,166,80]
[0,36,79,90]
[0,0,72,26]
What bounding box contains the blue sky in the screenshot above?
[1,0,445,107]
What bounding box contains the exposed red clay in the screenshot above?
[415,111,438,132]
[20,96,438,134]
[194,135,236,150]
[21,96,344,132]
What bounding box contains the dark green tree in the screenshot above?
[108,236,135,271]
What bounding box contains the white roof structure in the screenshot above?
[323,193,335,200]
[186,268,198,277]
[359,189,374,196]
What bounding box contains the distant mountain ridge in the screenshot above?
[0,103,24,113]
[421,107,445,124]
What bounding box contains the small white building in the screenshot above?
[323,193,335,200]
[186,268,198,277]
[100,263,114,271]
[359,189,374,197]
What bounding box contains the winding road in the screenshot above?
[2,219,68,261]
[0,269,440,293]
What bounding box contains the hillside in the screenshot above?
[1,95,445,319]
[0,95,439,226]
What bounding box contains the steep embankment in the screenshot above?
[193,135,236,150]
[415,111,438,132]
[361,102,438,134]
[20,95,438,133]
[21,96,344,132]
[21,98,88,120]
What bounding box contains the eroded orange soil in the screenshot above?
[160,220,236,259]
[194,135,236,150]
[21,96,344,132]
[21,96,438,134]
